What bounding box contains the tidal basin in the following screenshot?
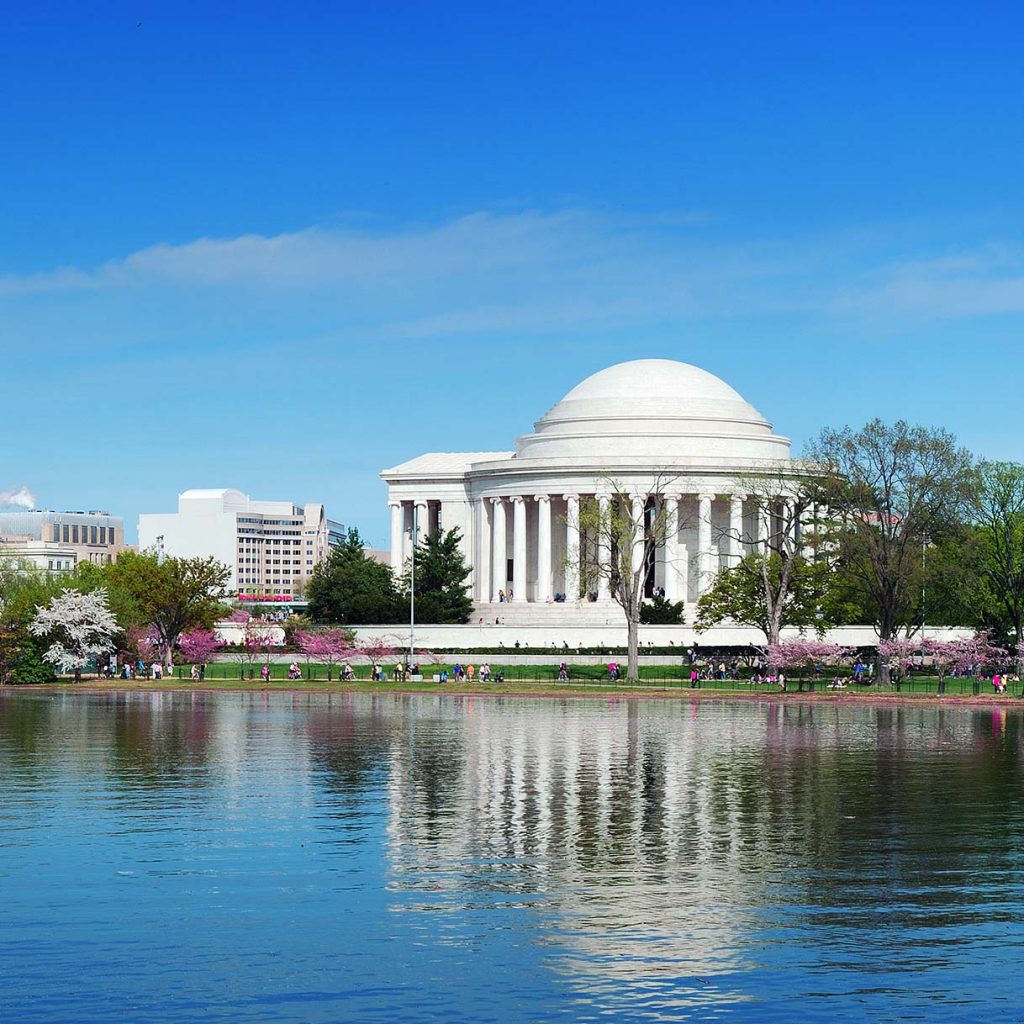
[2,692,1023,1023]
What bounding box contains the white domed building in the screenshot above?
[381,359,803,621]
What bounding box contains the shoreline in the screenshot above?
[5,680,1024,709]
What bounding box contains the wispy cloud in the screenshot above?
[833,244,1024,318]
[2,210,1023,339]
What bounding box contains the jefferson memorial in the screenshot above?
[381,359,803,624]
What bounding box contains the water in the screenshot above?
[1,691,1023,1023]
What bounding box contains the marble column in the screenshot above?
[402,504,413,563]
[697,493,715,596]
[491,498,507,602]
[663,495,680,602]
[476,498,491,602]
[389,502,403,575]
[728,495,744,566]
[801,503,817,560]
[564,494,580,600]
[597,492,611,602]
[536,495,552,603]
[631,493,646,584]
[414,501,428,548]
[781,498,796,553]
[511,496,527,601]
[755,499,769,551]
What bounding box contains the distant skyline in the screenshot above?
[3,2,1023,546]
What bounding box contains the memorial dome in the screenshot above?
[514,358,789,463]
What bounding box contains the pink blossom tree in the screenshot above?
[296,628,354,681]
[759,638,853,688]
[358,634,399,681]
[877,632,1007,690]
[238,619,277,681]
[876,636,921,683]
[922,633,1007,688]
[123,623,159,666]
[178,628,222,669]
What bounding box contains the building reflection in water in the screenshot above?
[2,690,1022,1013]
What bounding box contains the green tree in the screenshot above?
[640,595,686,624]
[966,461,1024,669]
[307,528,402,624]
[807,419,974,685]
[0,559,66,683]
[709,468,825,646]
[695,552,836,644]
[400,527,473,624]
[99,552,231,670]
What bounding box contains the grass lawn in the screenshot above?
[38,661,1024,700]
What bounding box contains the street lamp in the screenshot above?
[409,505,420,662]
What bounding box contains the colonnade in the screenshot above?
[389,490,804,605]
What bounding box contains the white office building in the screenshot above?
[138,489,344,596]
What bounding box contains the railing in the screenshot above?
[169,662,1024,696]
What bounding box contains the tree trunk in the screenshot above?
[876,651,891,687]
[626,612,639,683]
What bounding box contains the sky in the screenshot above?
[2,1,1023,547]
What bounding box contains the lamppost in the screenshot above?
[409,505,420,662]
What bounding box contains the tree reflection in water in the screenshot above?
[1,690,1022,1021]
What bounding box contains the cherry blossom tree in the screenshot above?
[759,638,852,686]
[296,628,354,681]
[878,632,1006,689]
[122,623,159,667]
[29,588,118,683]
[359,634,399,680]
[876,636,921,683]
[238,618,277,680]
[178,628,222,668]
[922,633,1006,687]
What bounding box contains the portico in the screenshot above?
[381,359,804,616]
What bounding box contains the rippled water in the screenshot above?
[2,691,1023,1023]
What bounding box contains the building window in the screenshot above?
[63,525,69,543]
[91,526,98,545]
[72,526,79,543]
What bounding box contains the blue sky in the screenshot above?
[2,2,1023,547]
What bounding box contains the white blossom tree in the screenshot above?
[29,588,118,683]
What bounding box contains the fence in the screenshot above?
[172,661,1024,696]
